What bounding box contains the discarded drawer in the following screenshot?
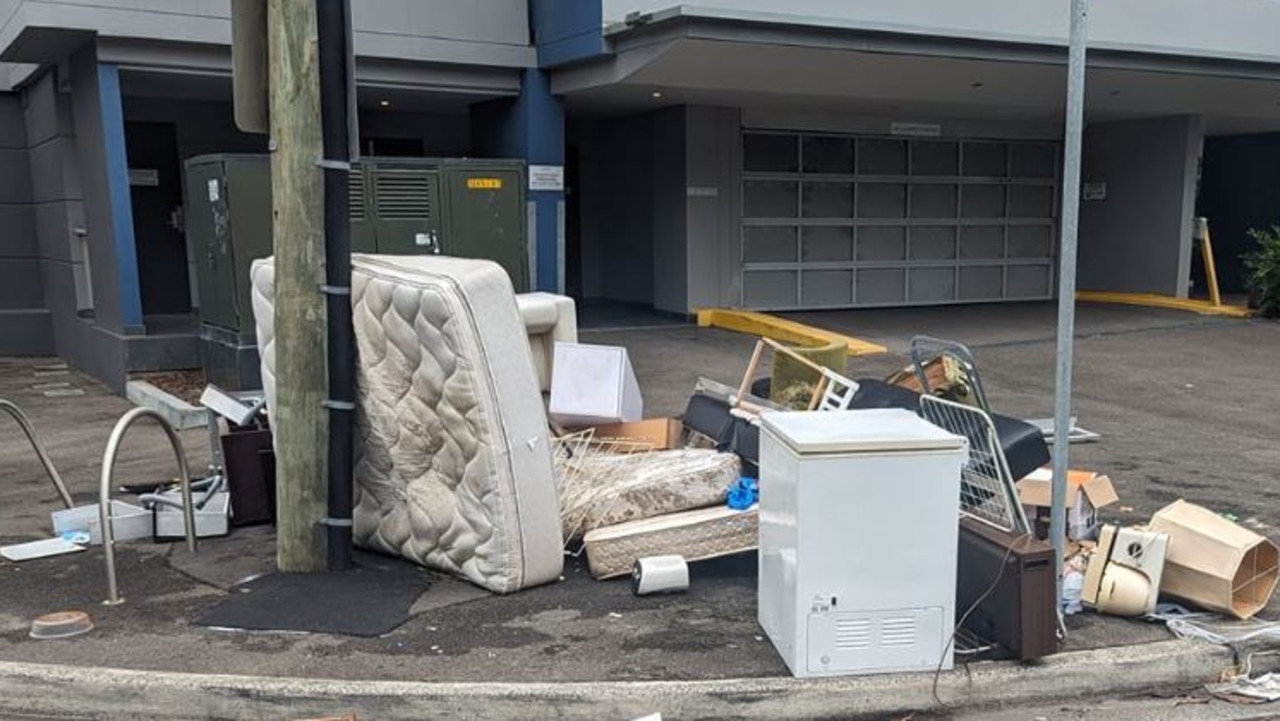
[154,490,230,540]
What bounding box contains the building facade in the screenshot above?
[2,0,1279,389]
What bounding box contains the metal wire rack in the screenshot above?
[918,395,1030,534]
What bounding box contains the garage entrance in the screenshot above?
[740,131,1061,310]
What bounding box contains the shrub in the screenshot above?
[1243,226,1280,317]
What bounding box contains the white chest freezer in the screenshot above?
[758,409,967,678]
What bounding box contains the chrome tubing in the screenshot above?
[100,408,197,605]
[0,398,75,509]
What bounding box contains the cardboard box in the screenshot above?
[1016,468,1118,541]
[549,342,643,426]
[1150,499,1279,619]
[588,418,683,451]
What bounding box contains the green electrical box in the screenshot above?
[184,154,529,389]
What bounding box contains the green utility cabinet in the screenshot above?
[184,154,529,389]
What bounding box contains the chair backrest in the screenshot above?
[813,369,859,412]
[918,394,1030,534]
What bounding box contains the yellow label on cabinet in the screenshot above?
[466,177,503,190]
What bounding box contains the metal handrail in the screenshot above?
[0,398,75,509]
[100,408,197,605]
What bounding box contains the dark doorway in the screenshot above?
[1198,133,1280,294]
[361,136,425,157]
[564,144,582,298]
[125,121,190,316]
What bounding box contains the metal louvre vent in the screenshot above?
[374,170,433,221]
[833,618,871,650]
[348,167,366,221]
[881,616,917,647]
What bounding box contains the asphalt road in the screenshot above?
[1,303,1279,719]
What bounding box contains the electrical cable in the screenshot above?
[932,536,1020,708]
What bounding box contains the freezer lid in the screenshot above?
[760,408,966,455]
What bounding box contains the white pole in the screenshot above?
[1051,0,1089,611]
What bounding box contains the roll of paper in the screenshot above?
[631,555,690,596]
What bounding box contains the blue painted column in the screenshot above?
[472,68,565,293]
[97,63,144,330]
[522,69,566,293]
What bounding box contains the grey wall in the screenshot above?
[651,106,686,313]
[0,88,50,354]
[684,106,740,311]
[21,62,129,386]
[602,0,1280,64]
[2,0,534,68]
[1079,115,1204,297]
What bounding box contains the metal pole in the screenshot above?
[99,408,196,605]
[316,0,354,571]
[1,399,75,509]
[1051,0,1089,611]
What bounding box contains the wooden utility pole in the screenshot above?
[267,0,328,572]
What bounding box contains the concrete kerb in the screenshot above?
[0,638,1250,720]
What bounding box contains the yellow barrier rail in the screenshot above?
[695,309,887,356]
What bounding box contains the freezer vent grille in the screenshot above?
[881,616,917,647]
[833,618,871,650]
[375,171,433,221]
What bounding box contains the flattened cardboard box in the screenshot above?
[1016,468,1118,541]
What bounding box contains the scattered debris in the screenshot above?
[1082,525,1168,616]
[1027,416,1101,444]
[1208,673,1280,704]
[1,537,85,562]
[1017,468,1118,541]
[29,610,93,640]
[631,556,689,596]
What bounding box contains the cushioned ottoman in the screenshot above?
[251,254,563,593]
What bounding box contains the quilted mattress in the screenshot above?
[251,254,563,593]
[582,505,758,579]
[557,449,739,539]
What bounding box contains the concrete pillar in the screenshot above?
[471,68,565,293]
[69,47,143,334]
[684,106,742,311]
[1078,115,1204,297]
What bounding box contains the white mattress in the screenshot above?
[251,254,563,593]
[557,449,739,539]
[582,505,758,579]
